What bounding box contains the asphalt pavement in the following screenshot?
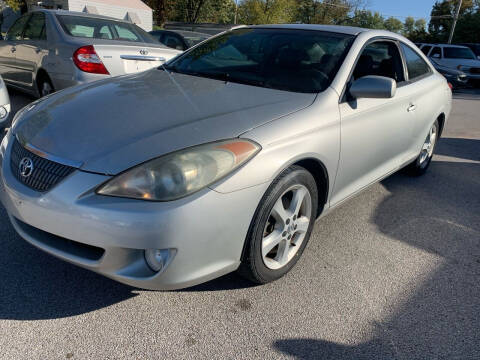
[0,88,479,360]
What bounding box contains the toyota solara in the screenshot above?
[0,25,452,290]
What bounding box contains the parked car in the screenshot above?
[0,25,452,290]
[430,59,468,88]
[0,10,180,97]
[418,43,433,55]
[149,29,210,50]
[423,44,480,84]
[457,43,480,59]
[0,75,10,128]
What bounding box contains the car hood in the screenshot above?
[442,58,480,67]
[13,69,316,175]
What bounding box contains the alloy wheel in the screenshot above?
[419,122,438,165]
[261,184,312,270]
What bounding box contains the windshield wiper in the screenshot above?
[159,67,266,88]
[197,71,266,87]
[159,63,177,72]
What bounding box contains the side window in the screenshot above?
[352,41,405,82]
[421,45,431,55]
[23,13,47,41]
[114,25,139,41]
[430,47,441,58]
[98,25,113,39]
[6,15,30,41]
[400,43,431,80]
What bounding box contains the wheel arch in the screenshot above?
[35,68,53,93]
[437,112,446,137]
[292,158,329,218]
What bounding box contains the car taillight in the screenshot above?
[73,45,109,75]
[447,82,453,90]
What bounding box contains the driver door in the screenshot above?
[330,40,413,206]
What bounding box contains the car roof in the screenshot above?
[243,24,369,35]
[150,29,209,37]
[434,44,470,49]
[150,29,174,34]
[174,30,210,37]
[36,9,126,23]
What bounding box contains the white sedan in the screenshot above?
[0,75,10,128]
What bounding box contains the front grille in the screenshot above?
[10,138,75,192]
[470,67,480,74]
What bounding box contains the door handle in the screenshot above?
[10,47,16,53]
[407,104,417,112]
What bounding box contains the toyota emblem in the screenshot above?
[19,157,34,178]
[140,49,149,55]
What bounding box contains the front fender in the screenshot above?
[210,88,341,205]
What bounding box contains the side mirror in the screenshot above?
[431,53,441,59]
[349,75,396,99]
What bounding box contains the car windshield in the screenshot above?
[467,44,480,56]
[165,28,354,93]
[443,47,476,59]
[56,15,159,44]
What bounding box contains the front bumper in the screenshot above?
[0,131,268,290]
[464,72,480,80]
[0,103,11,127]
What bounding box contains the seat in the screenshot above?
[353,55,373,80]
[377,58,396,79]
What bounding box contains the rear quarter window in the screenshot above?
[69,25,94,37]
[400,43,431,81]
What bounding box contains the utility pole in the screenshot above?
[234,0,238,25]
[448,0,462,44]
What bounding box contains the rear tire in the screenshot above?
[405,119,439,176]
[37,74,54,98]
[238,166,318,284]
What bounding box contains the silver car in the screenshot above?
[0,75,11,127]
[423,44,480,81]
[0,9,180,97]
[0,25,452,290]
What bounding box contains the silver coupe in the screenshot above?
[0,25,452,290]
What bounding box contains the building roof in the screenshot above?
[87,0,150,11]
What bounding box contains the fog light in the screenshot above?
[0,106,8,119]
[145,249,173,272]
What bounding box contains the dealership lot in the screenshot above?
[0,89,478,359]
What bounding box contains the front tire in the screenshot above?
[406,119,439,176]
[238,166,318,284]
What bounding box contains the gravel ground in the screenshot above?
[0,88,479,360]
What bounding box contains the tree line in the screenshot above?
[3,0,479,43]
[145,0,480,43]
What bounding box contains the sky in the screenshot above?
[368,0,436,21]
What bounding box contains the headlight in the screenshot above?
[0,105,8,119]
[97,139,261,201]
